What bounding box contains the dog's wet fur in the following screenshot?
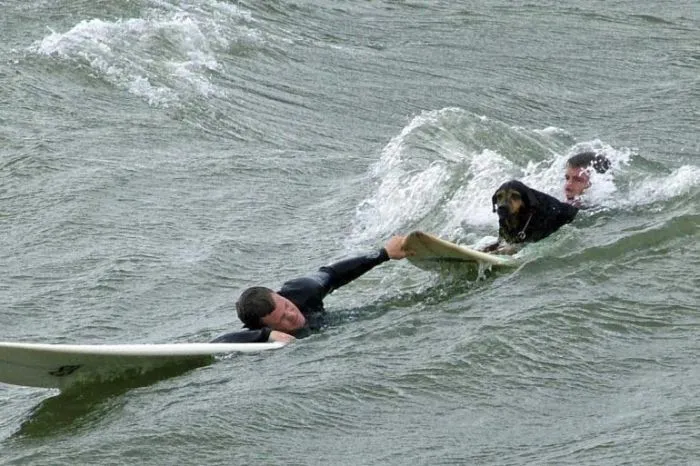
[488,180,579,251]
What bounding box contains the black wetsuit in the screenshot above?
[211,248,391,343]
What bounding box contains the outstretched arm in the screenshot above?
[277,235,412,313]
[319,235,411,291]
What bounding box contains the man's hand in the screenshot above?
[384,235,414,260]
[268,331,296,343]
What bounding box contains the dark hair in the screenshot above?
[236,286,275,329]
[566,151,610,174]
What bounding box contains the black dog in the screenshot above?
[488,180,578,251]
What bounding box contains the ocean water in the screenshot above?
[1,0,698,464]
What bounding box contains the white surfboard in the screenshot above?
[404,230,518,269]
[0,341,286,390]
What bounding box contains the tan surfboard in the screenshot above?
[404,230,518,268]
[0,341,286,390]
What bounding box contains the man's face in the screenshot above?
[564,165,591,201]
[261,293,306,333]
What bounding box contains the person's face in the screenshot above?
[261,293,306,333]
[564,165,591,201]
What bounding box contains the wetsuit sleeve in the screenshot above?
[319,248,390,292]
[210,328,272,343]
[277,248,391,318]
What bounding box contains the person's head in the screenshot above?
[236,286,306,333]
[564,151,610,201]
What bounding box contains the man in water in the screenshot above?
[479,150,612,254]
[213,235,412,343]
[564,151,611,205]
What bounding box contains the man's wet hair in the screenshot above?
[236,286,275,329]
[566,151,611,174]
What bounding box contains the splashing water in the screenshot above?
[27,2,263,107]
[349,108,699,250]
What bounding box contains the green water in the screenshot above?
[1,0,698,464]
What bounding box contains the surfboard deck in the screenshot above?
[0,341,285,390]
[404,230,518,268]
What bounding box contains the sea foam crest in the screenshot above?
[349,108,695,250]
[625,165,700,207]
[28,5,253,106]
[350,109,521,245]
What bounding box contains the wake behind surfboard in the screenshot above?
[404,230,519,270]
[0,341,285,390]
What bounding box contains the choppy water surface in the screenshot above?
[1,0,698,464]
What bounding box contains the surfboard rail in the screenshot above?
[0,341,286,389]
[404,230,519,268]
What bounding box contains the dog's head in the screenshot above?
[492,179,579,244]
[491,180,538,232]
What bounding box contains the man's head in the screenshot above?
[564,151,610,201]
[236,286,306,333]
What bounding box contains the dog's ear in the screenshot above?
[521,187,539,210]
[491,190,498,213]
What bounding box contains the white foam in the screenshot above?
[350,109,524,246]
[371,109,446,175]
[441,149,516,234]
[352,162,451,244]
[625,165,700,207]
[32,18,174,106]
[27,2,262,106]
[535,126,568,136]
[349,109,696,253]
